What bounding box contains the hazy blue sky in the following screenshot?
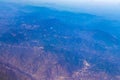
[2,0,120,20]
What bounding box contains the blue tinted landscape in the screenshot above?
[0,1,120,80]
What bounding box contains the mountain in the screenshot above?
[0,2,120,80]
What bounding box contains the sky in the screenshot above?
[1,0,120,20]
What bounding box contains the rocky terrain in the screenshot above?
[0,1,120,80]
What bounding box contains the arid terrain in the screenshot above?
[0,1,120,80]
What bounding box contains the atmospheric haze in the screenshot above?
[1,0,120,20]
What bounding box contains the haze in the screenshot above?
[1,0,120,20]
